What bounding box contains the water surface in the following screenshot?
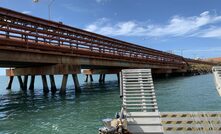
[0,74,220,133]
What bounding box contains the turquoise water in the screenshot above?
[0,74,221,133]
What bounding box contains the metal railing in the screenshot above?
[0,7,188,67]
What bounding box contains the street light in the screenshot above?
[33,0,55,20]
[33,0,39,2]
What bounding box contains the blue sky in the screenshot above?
[0,0,221,74]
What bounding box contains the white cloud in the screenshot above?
[199,27,221,38]
[22,11,31,15]
[84,11,221,38]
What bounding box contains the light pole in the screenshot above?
[33,0,55,20]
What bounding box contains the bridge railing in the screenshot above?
[0,7,186,67]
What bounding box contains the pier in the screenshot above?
[117,69,221,134]
[0,7,215,94]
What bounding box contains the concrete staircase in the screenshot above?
[121,69,163,134]
[212,66,221,96]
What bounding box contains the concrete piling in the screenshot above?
[72,74,81,92]
[49,75,57,93]
[98,74,106,83]
[6,76,14,89]
[29,75,35,90]
[102,74,106,83]
[17,76,24,90]
[41,75,49,93]
[23,75,28,90]
[60,74,68,94]
[85,74,94,82]
[90,75,93,82]
[117,73,120,85]
[99,74,103,83]
[85,74,88,82]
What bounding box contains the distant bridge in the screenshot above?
[0,7,214,94]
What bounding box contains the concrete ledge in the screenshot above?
[6,64,81,76]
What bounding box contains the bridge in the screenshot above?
[0,7,214,94]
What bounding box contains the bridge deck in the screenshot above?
[0,7,213,69]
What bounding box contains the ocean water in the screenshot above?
[0,73,221,134]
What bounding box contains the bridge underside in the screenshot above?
[0,46,185,76]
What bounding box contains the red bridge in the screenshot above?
[0,7,214,94]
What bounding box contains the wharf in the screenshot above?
[120,69,221,134]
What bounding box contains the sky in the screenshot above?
[0,0,221,74]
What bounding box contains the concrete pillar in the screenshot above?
[23,75,28,90]
[90,75,93,82]
[29,75,35,90]
[117,73,120,85]
[99,74,103,83]
[85,74,88,82]
[41,75,49,93]
[17,76,24,90]
[6,76,14,89]
[72,74,81,92]
[102,74,106,83]
[60,74,68,94]
[49,75,57,93]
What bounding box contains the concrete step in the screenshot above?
[127,117,161,125]
[123,73,152,76]
[123,78,152,81]
[126,106,158,110]
[127,125,163,134]
[123,76,152,79]
[124,100,156,103]
[124,93,155,96]
[124,96,156,99]
[127,112,160,117]
[123,90,154,93]
[124,103,157,106]
[123,86,154,90]
[123,81,152,84]
[123,84,153,87]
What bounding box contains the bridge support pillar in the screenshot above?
[90,75,93,82]
[85,74,93,82]
[23,75,28,90]
[60,74,68,95]
[99,74,103,83]
[72,74,81,93]
[117,73,120,85]
[85,75,88,82]
[29,75,35,90]
[98,74,106,83]
[49,75,57,93]
[6,76,14,89]
[17,76,24,90]
[41,75,49,93]
[102,74,106,83]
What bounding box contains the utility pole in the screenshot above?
[33,0,55,20]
